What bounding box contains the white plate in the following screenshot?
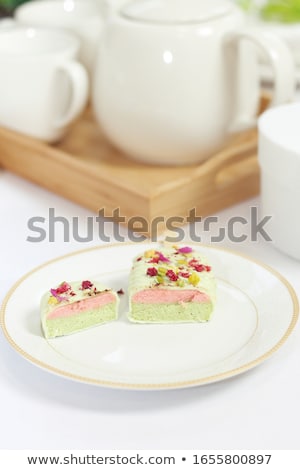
[0,243,298,390]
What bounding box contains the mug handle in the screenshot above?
[225,31,295,133]
[53,61,89,129]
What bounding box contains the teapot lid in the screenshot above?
[120,0,234,24]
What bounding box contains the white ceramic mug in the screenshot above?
[259,103,300,261]
[15,0,106,75]
[0,19,17,30]
[0,27,88,142]
[93,0,295,165]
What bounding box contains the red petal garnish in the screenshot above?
[194,264,205,272]
[147,267,158,277]
[179,272,190,278]
[50,288,68,302]
[148,258,160,264]
[55,282,71,294]
[188,258,198,267]
[137,257,142,262]
[166,270,178,281]
[188,258,211,272]
[81,280,93,290]
[117,289,125,295]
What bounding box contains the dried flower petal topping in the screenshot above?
[81,280,93,290]
[188,258,198,267]
[117,289,125,295]
[178,246,193,254]
[147,267,158,277]
[189,258,211,270]
[55,282,71,294]
[141,247,211,288]
[179,271,190,278]
[49,282,73,303]
[166,270,179,282]
[50,288,68,303]
[194,264,206,272]
[157,252,170,262]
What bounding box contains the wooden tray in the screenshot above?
[0,97,268,233]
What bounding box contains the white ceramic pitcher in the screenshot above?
[93,0,295,165]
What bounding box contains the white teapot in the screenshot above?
[93,0,295,165]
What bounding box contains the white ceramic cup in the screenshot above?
[0,19,17,30]
[93,0,295,166]
[0,27,88,142]
[15,0,106,75]
[259,103,300,261]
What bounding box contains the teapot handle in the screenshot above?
[224,30,295,133]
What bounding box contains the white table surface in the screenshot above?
[0,168,299,451]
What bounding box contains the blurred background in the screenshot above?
[0,0,26,17]
[1,0,300,22]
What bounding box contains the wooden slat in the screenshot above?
[0,99,267,234]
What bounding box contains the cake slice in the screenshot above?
[129,246,216,323]
[41,280,119,338]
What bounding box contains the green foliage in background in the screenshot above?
[261,0,300,22]
[237,0,300,23]
[0,0,28,12]
[237,0,254,11]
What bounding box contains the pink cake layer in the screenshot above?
[48,292,116,319]
[132,289,209,304]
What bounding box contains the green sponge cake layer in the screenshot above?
[129,246,216,323]
[41,280,119,339]
[43,304,117,338]
[130,301,213,323]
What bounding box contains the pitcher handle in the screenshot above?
[225,30,295,133]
